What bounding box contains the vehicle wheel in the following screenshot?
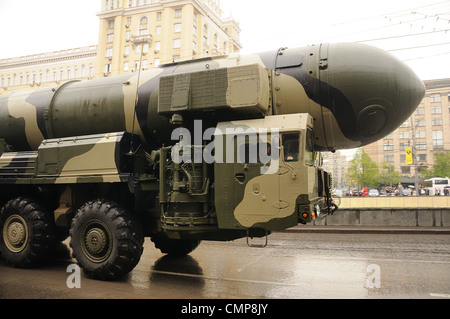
[151,234,201,256]
[0,197,57,268]
[70,199,144,281]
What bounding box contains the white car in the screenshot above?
[332,189,344,197]
[368,189,379,197]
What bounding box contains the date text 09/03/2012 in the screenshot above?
[181,303,269,316]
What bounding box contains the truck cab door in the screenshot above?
[232,134,280,228]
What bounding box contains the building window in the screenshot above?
[174,22,182,33]
[140,16,148,25]
[143,43,149,53]
[104,63,112,74]
[401,166,410,175]
[415,118,425,127]
[433,130,444,149]
[106,48,113,58]
[107,33,114,43]
[416,142,426,150]
[414,107,424,115]
[193,25,197,36]
[124,61,129,71]
[384,154,394,162]
[124,45,130,56]
[89,65,94,78]
[142,59,148,69]
[399,131,409,139]
[156,12,162,21]
[417,154,427,162]
[400,154,405,163]
[203,24,209,45]
[155,26,161,36]
[174,8,182,18]
[108,19,115,29]
[155,41,161,51]
[400,120,409,128]
[400,142,410,151]
[384,133,393,139]
[415,130,426,139]
[135,60,140,70]
[154,58,160,67]
[432,117,442,126]
[126,17,132,27]
[126,31,131,41]
[173,38,181,49]
[431,106,442,114]
[430,94,441,103]
[384,143,394,151]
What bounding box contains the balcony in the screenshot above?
[131,34,152,45]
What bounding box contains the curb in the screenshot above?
[280,226,450,235]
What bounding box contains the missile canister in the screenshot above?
[0,42,425,152]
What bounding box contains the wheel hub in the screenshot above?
[81,220,112,263]
[3,215,28,253]
[85,228,107,255]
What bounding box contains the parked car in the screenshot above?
[402,188,412,196]
[368,189,379,197]
[332,189,344,197]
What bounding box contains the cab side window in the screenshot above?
[282,133,299,162]
[305,129,314,166]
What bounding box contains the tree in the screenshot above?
[421,151,450,179]
[347,148,379,188]
[378,161,401,187]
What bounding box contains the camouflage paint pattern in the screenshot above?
[0,42,425,234]
[0,43,424,153]
[0,132,142,185]
[214,114,324,230]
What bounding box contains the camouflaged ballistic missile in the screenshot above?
[0,43,425,280]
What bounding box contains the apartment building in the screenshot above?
[96,0,241,77]
[0,0,241,94]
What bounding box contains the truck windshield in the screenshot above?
[282,133,299,162]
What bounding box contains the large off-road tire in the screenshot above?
[0,197,57,268]
[151,234,201,256]
[70,199,144,281]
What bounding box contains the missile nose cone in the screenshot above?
[321,43,425,146]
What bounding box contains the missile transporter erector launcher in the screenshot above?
[0,43,424,280]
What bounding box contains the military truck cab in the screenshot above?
[214,113,335,233]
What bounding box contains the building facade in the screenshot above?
[363,78,450,185]
[321,151,348,189]
[0,0,241,94]
[96,0,241,77]
[0,46,97,93]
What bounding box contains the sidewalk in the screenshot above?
[281,225,450,234]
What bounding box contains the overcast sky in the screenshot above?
[0,0,449,80]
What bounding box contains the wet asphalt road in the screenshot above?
[1,229,449,299]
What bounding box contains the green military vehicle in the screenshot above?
[0,43,424,280]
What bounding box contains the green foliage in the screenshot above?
[420,151,450,179]
[378,161,401,187]
[347,148,379,188]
